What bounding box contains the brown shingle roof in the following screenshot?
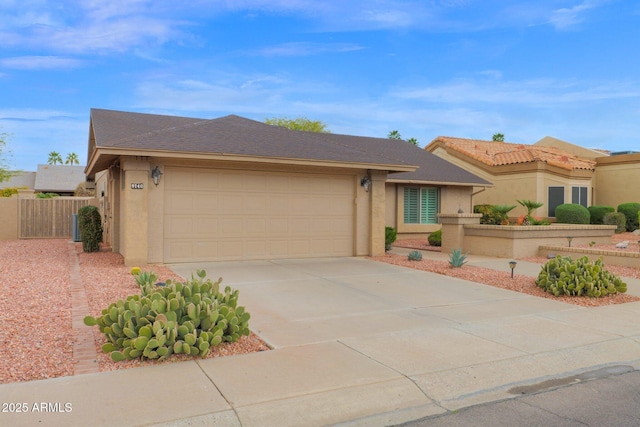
[87,109,490,186]
[430,136,595,171]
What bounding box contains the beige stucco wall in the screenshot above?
[0,196,18,240]
[119,158,150,266]
[430,146,594,218]
[595,153,640,207]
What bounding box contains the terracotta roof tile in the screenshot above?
[431,136,595,171]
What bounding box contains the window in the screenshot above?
[548,186,564,217]
[572,186,588,207]
[404,187,439,224]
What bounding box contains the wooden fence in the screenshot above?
[18,197,94,239]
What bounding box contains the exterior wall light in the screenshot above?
[360,176,372,192]
[151,166,163,186]
[508,260,517,278]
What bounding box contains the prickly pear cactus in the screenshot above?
[84,269,251,362]
[535,255,627,297]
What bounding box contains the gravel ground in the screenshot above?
[0,239,269,385]
[386,232,640,307]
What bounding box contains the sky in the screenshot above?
[1,0,639,171]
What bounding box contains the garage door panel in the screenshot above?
[164,168,354,262]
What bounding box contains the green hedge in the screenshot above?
[385,226,397,251]
[617,203,640,231]
[555,204,590,224]
[603,212,627,233]
[78,205,103,253]
[587,205,614,225]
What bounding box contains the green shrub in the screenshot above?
[617,202,640,231]
[84,270,250,362]
[408,250,423,261]
[0,186,27,197]
[449,248,468,268]
[385,226,397,251]
[555,203,590,224]
[428,229,442,246]
[78,205,103,252]
[587,205,615,225]
[473,204,515,225]
[35,192,59,198]
[536,256,627,297]
[603,212,628,233]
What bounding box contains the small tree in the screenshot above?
[264,117,330,133]
[1,130,18,183]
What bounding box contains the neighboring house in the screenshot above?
[85,108,490,266]
[595,151,640,208]
[425,136,597,218]
[34,165,87,196]
[0,171,36,190]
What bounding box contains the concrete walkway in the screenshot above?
[2,251,640,426]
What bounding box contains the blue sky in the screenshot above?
[1,0,638,170]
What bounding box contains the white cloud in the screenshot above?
[548,1,599,29]
[252,42,363,57]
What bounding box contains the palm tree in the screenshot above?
[65,152,79,165]
[517,200,544,217]
[47,151,63,165]
[387,130,402,140]
[406,137,419,145]
[492,133,505,142]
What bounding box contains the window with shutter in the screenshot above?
[404,187,439,224]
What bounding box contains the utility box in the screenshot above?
[72,214,81,242]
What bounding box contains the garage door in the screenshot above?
[163,167,355,262]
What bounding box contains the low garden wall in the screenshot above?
[438,214,618,259]
[463,224,616,259]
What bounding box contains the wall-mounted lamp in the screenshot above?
[508,260,517,279]
[360,176,372,192]
[151,166,163,186]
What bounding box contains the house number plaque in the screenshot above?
[131,183,144,189]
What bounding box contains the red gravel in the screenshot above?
[0,239,269,385]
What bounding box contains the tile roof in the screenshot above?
[430,136,596,171]
[88,109,491,186]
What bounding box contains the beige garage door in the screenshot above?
[163,167,355,262]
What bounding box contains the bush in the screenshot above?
[428,229,441,246]
[78,205,103,252]
[536,256,627,297]
[555,203,590,224]
[617,202,640,231]
[35,192,59,198]
[587,206,614,225]
[473,204,514,225]
[385,226,397,251]
[0,186,27,197]
[84,270,250,362]
[604,212,627,233]
[408,250,423,261]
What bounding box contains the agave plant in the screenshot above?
[449,248,468,268]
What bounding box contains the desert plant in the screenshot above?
[617,202,640,231]
[536,255,627,297]
[474,204,515,225]
[449,248,468,268]
[78,205,103,252]
[408,250,423,261]
[428,229,442,246]
[555,203,590,224]
[517,200,544,217]
[587,206,615,225]
[603,212,627,233]
[385,226,397,251]
[84,270,251,362]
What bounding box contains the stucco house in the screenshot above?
[85,109,490,265]
[425,136,599,218]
